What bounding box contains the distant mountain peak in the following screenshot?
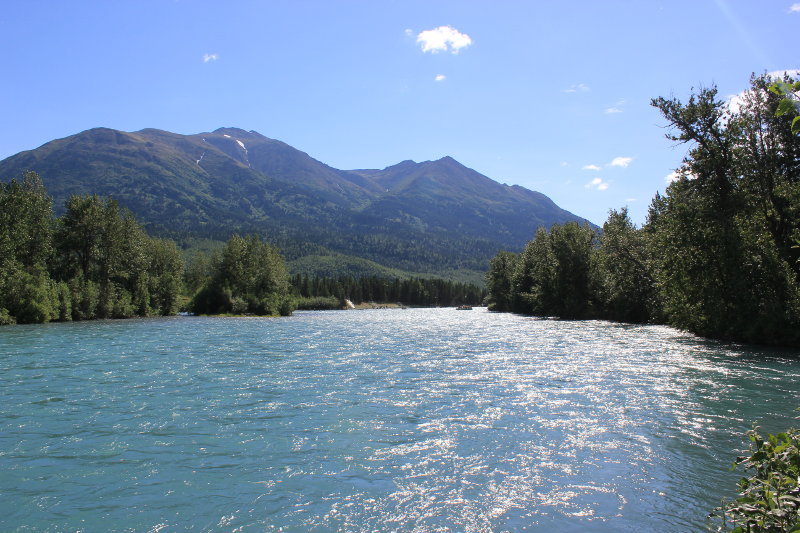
[212,127,266,140]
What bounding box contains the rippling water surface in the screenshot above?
[1,308,799,532]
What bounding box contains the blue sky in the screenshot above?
[1,1,798,225]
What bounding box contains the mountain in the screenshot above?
[350,155,577,245]
[0,127,593,282]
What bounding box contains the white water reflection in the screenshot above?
[0,309,798,532]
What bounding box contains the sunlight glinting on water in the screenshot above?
[1,309,799,532]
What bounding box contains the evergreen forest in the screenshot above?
[485,74,800,347]
[289,274,485,309]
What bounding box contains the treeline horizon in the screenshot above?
[289,274,486,309]
[486,74,800,347]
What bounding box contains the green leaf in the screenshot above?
[776,98,797,117]
[771,81,794,95]
[792,115,800,135]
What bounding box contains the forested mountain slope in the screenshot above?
[0,127,592,280]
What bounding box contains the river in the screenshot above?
[1,308,798,532]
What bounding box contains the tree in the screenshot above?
[513,226,557,315]
[0,172,55,324]
[548,222,596,319]
[738,74,800,279]
[485,251,518,312]
[0,171,53,270]
[50,194,184,320]
[649,77,800,344]
[190,234,294,316]
[146,238,184,316]
[595,208,656,323]
[511,222,596,319]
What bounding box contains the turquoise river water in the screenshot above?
[1,308,799,532]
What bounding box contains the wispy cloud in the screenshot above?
[203,53,218,63]
[609,156,633,168]
[585,177,609,191]
[416,26,472,54]
[435,74,446,82]
[790,3,800,12]
[582,164,601,171]
[605,99,626,113]
[564,83,590,93]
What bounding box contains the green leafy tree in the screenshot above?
[52,194,183,320]
[511,222,596,318]
[649,77,800,344]
[513,226,557,315]
[0,172,55,324]
[548,222,596,319]
[738,74,800,279]
[595,208,656,323]
[0,171,53,269]
[146,237,184,316]
[190,234,294,316]
[485,251,518,312]
[484,74,799,346]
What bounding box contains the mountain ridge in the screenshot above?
[0,126,594,282]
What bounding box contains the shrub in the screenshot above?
[710,424,800,532]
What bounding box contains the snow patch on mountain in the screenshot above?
[235,139,250,168]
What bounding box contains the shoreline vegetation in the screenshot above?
[0,176,183,325]
[486,74,800,349]
[0,176,486,324]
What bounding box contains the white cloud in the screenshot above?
[790,3,800,12]
[609,156,633,168]
[728,69,800,112]
[585,177,609,191]
[625,198,637,202]
[203,53,218,63]
[727,93,745,113]
[665,169,697,184]
[435,74,446,82]
[564,83,590,93]
[404,28,414,36]
[416,26,472,54]
[582,164,601,171]
[605,99,626,113]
